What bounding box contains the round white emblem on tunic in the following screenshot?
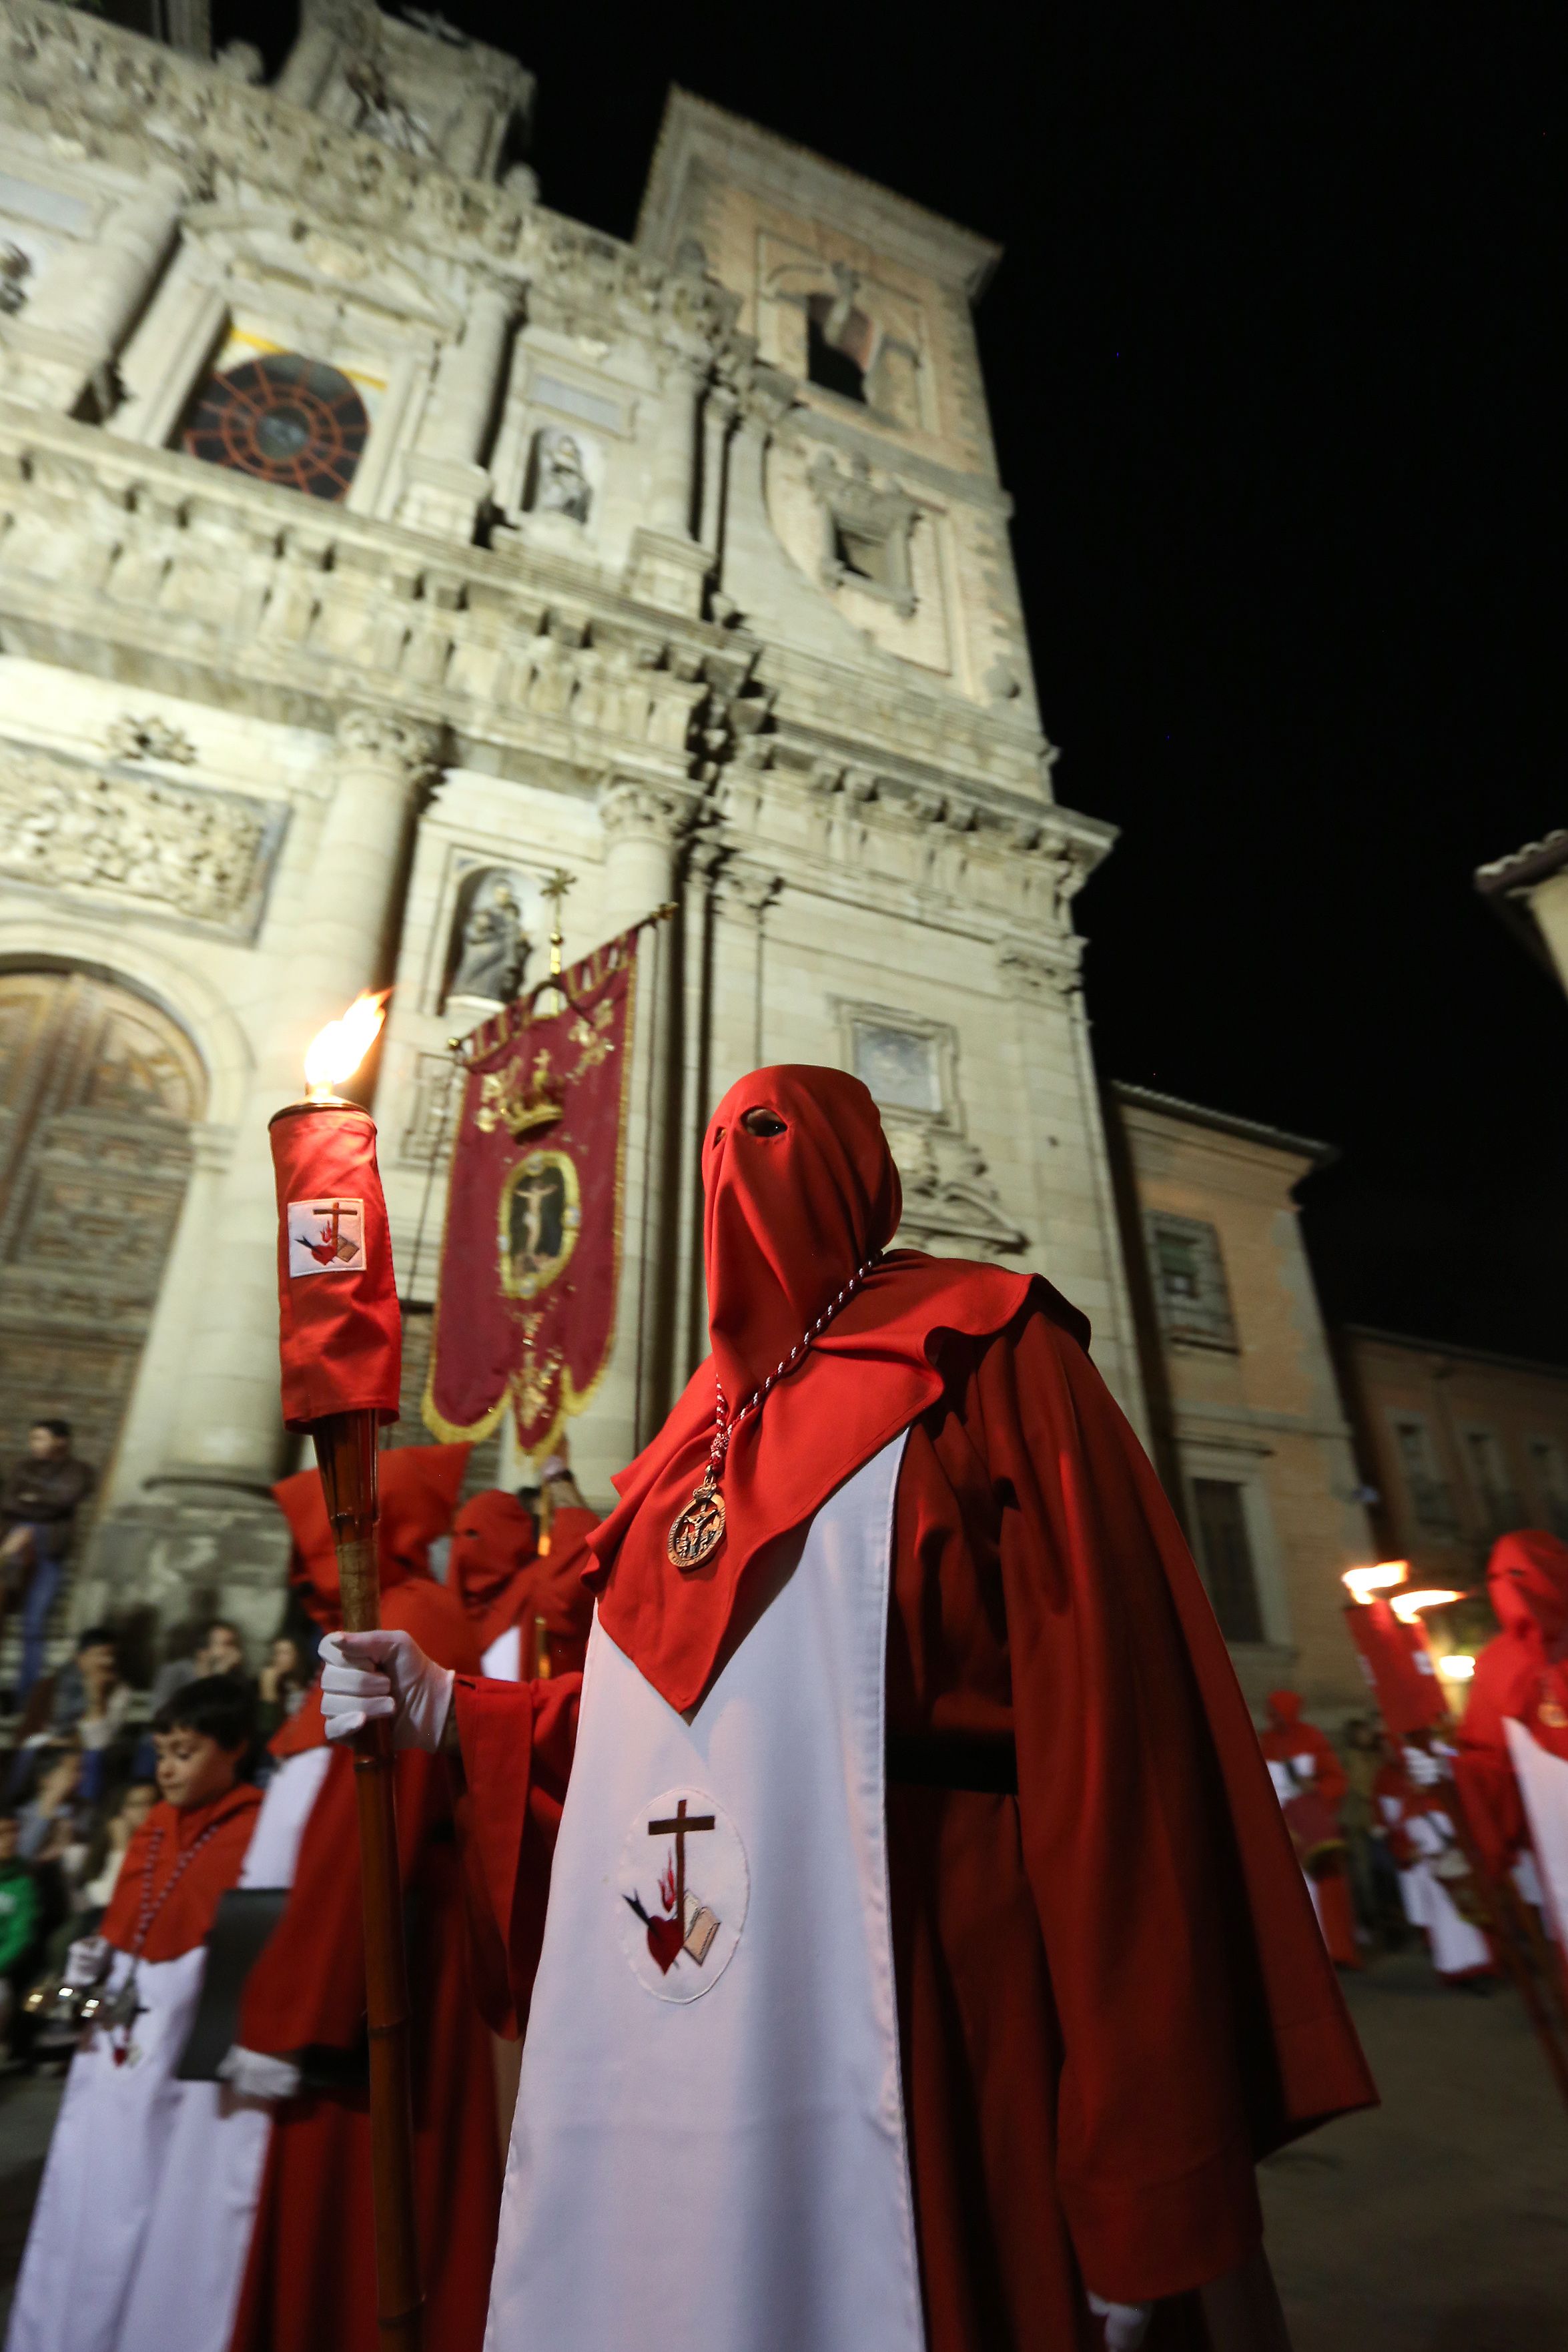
[618,1784,749,2003]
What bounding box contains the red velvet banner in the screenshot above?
[1343,1598,1453,1739]
[269,1102,402,1433]
[424,929,640,1459]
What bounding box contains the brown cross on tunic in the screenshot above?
[649,1797,716,1949]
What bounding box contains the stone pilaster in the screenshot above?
[625,357,712,617]
[3,175,184,418]
[398,282,516,541]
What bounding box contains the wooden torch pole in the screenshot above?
[314,1408,424,2350]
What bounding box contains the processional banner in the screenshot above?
[1342,1597,1451,1739]
[424,924,642,1460]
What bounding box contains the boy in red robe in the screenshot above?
[1258,1691,1360,1967]
[324,1067,1375,2351]
[9,1677,262,2352]
[224,1443,500,2352]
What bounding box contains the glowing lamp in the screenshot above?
[1437,1653,1476,1683]
[1342,1561,1411,1605]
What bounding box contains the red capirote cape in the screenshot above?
[1258,1692,1358,1968]
[231,1449,498,2352]
[101,1783,261,1961]
[1456,1529,1568,1871]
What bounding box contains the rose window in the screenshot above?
[181,353,370,502]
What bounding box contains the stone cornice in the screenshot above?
[0,0,732,358]
[0,399,1096,837]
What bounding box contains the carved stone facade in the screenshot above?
[0,4,1144,1665]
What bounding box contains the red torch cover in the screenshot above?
[270,1100,402,1433]
[1344,1596,1451,1739]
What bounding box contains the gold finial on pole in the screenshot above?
[542,868,574,982]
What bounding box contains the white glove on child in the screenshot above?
[320,1628,454,1751]
[1088,2293,1153,2349]
[63,1935,110,1988]
[218,2044,303,2102]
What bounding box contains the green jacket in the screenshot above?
[0,1860,41,1976]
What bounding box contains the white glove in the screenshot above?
[63,1935,110,1988]
[320,1628,454,1751]
[1403,1744,1443,1788]
[1088,2294,1153,2349]
[218,2044,303,2102]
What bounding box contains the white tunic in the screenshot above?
[486,1434,926,2352]
[6,1751,331,2352]
[1505,1718,1568,1948]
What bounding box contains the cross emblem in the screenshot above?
[648,1797,715,1947]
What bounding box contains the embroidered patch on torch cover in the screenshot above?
[287,1196,367,1276]
[619,1785,749,2004]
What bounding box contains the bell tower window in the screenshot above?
[806,294,870,405]
[181,354,370,502]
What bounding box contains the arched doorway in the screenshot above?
[0,969,206,1521]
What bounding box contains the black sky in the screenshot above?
[232,0,1564,1356]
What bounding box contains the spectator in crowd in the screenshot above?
[79,1778,158,1916]
[0,1807,43,2061]
[1342,1715,1407,1948]
[15,1744,86,1867]
[255,1636,307,1740]
[151,1617,253,1711]
[46,1627,134,1797]
[0,1419,95,1700]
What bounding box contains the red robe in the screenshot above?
[450,1491,599,1677]
[1258,1694,1360,1968]
[230,1467,500,2352]
[1454,1532,1568,1877]
[455,1306,1374,2348]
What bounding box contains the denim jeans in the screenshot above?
[12,1527,65,1699]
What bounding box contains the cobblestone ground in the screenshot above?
[1,1950,1565,2343]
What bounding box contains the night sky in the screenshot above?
[232,1,1563,1358]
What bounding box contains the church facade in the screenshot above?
[0,0,1144,1659]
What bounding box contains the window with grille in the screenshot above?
[1143,1212,1237,1349]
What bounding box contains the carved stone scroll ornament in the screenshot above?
[0,740,274,931]
[887,1125,1027,1256]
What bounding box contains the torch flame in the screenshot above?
[1389,1587,1463,1624]
[304,990,390,1099]
[1342,1561,1411,1605]
[1436,1652,1476,1683]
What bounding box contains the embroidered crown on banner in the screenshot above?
[474,1045,564,1140]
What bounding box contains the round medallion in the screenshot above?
[498,1147,581,1300]
[667,1482,725,1571]
[619,1786,749,2004]
[181,353,370,502]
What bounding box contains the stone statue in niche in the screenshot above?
[530,427,592,524]
[448,873,529,1005]
[345,53,436,156]
[0,245,32,316]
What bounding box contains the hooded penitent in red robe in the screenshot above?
[1455,1531,1568,1874]
[1258,1691,1360,1968]
[228,1444,500,2352]
[453,1068,1375,2349]
[450,1487,599,1677]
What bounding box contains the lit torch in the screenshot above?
[268,993,422,2351]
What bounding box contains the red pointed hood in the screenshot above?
[451,1488,538,1622]
[274,1441,472,1629]
[587,1064,1086,1713]
[1266,1689,1304,1727]
[1487,1530,1568,1648]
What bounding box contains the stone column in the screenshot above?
[274,17,338,106]
[5,175,183,416]
[398,283,515,540]
[626,356,712,617]
[565,778,686,1499]
[153,710,440,1491]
